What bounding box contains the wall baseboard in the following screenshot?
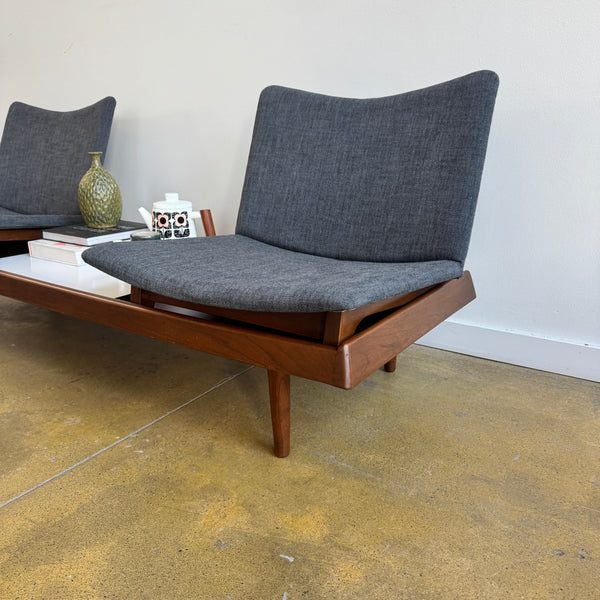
[416,321,600,383]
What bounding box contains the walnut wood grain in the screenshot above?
[131,288,328,341]
[321,286,436,346]
[384,357,397,373]
[268,370,291,458]
[0,228,42,242]
[132,285,436,347]
[200,210,216,237]
[0,270,474,390]
[0,271,348,386]
[341,272,476,388]
[0,268,475,456]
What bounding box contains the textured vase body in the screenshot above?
[78,152,122,228]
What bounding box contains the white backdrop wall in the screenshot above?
[1,0,599,381]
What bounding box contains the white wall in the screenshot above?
[1,0,598,380]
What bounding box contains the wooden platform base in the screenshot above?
[0,269,475,457]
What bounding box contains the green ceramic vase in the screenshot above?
[78,152,122,228]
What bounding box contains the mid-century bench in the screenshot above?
[0,71,499,457]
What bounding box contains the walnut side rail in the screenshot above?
[0,269,475,456]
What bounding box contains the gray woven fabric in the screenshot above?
[236,71,498,263]
[0,209,83,227]
[83,235,463,312]
[0,97,116,228]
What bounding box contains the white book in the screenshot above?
[28,239,87,266]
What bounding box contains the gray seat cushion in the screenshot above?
[0,205,83,228]
[83,235,463,312]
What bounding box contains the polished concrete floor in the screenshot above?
[0,295,598,599]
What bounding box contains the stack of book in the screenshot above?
[28,221,148,266]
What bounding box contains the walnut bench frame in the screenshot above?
[0,264,475,457]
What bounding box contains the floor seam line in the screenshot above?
[0,365,253,510]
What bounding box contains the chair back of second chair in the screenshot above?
[0,96,116,217]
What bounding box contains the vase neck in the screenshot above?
[88,152,103,167]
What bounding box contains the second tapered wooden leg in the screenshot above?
[268,370,291,458]
[384,356,397,373]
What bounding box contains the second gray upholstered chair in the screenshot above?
[0,97,116,242]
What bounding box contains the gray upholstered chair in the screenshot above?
[0,97,116,246]
[84,71,498,456]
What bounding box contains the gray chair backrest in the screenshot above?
[236,71,498,264]
[0,97,116,215]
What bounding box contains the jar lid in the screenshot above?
[153,192,192,212]
[130,230,161,241]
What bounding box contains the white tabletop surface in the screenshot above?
[0,254,130,298]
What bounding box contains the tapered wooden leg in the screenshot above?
[268,370,290,458]
[384,357,397,373]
